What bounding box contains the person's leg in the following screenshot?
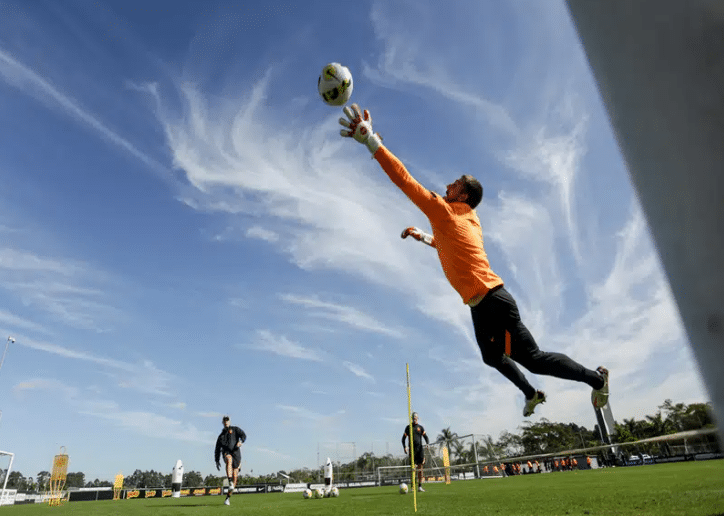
[224,454,234,495]
[513,321,604,388]
[471,294,537,399]
[492,288,605,389]
[231,451,241,490]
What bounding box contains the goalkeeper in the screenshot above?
[339,105,609,417]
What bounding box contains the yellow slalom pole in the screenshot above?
[406,363,417,512]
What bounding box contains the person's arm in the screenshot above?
[236,427,247,446]
[339,104,448,220]
[401,431,408,452]
[423,430,430,446]
[214,438,221,469]
[401,227,435,248]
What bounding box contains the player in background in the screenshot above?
[402,412,430,492]
[214,416,246,506]
[339,104,609,417]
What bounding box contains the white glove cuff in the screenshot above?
[366,133,382,155]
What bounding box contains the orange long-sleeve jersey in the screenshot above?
[374,146,504,304]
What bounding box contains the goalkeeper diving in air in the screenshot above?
[339,104,609,417]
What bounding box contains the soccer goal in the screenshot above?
[0,450,15,506]
[377,442,482,486]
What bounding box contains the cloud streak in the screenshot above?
[14,377,209,442]
[0,246,121,332]
[252,329,323,361]
[19,337,176,396]
[0,47,168,177]
[280,294,404,338]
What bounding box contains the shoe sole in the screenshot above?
[592,367,609,408]
[523,391,546,417]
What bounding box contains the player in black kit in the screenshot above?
[214,416,246,505]
[402,412,430,492]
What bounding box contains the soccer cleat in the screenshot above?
[224,496,230,506]
[418,486,425,492]
[591,367,609,408]
[523,390,546,417]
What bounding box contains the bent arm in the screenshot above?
[401,227,436,248]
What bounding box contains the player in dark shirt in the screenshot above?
[402,412,430,492]
[214,416,246,505]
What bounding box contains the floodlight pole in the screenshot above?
[0,337,15,377]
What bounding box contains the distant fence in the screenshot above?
[0,480,381,505]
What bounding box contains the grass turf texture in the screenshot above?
[3,461,723,515]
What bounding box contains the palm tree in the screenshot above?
[645,412,674,437]
[477,435,502,462]
[436,427,460,460]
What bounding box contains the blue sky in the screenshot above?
[0,0,709,482]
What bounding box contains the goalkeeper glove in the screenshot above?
[401,227,433,247]
[216,461,221,471]
[339,103,382,154]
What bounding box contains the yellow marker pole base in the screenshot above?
[406,363,417,513]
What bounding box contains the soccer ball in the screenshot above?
[399,483,408,494]
[314,488,324,499]
[318,63,353,106]
[303,489,312,499]
[330,487,339,497]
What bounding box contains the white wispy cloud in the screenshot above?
[89,410,213,443]
[276,404,325,421]
[366,2,518,136]
[342,361,375,383]
[151,72,472,349]
[0,246,122,332]
[360,0,706,435]
[0,309,52,335]
[14,377,211,443]
[246,226,279,242]
[280,294,403,338]
[252,447,293,460]
[252,329,323,361]
[19,337,176,396]
[0,48,168,177]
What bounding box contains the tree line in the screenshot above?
[0,399,716,490]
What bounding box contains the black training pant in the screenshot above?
[470,286,601,399]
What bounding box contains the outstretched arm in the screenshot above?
[340,104,448,221]
[401,227,435,248]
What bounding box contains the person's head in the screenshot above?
[412,412,419,423]
[444,175,483,209]
[222,415,230,428]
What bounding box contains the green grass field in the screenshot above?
[4,461,723,515]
